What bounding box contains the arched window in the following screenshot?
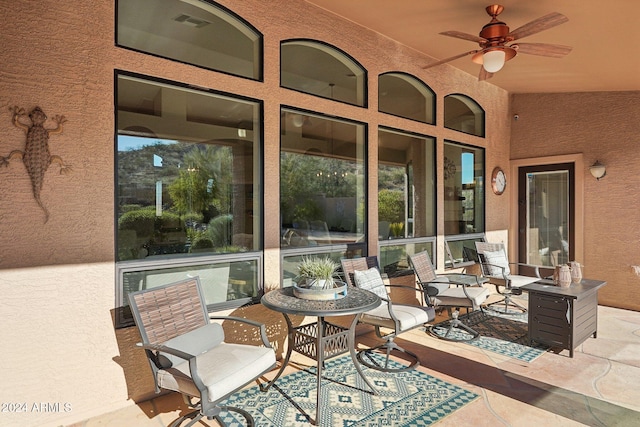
[117,0,263,80]
[281,39,367,107]
[378,72,435,124]
[444,94,485,137]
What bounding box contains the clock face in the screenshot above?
[491,167,506,195]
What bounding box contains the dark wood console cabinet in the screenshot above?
[522,279,606,357]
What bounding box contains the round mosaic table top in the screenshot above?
[261,286,380,316]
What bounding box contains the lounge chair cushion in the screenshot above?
[361,303,433,330]
[435,286,490,310]
[157,342,276,402]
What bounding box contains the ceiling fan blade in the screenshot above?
[513,42,572,58]
[478,66,494,81]
[508,12,569,41]
[440,30,486,44]
[422,50,479,69]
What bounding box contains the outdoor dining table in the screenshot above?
[260,286,381,425]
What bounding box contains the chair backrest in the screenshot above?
[128,277,210,346]
[340,256,379,287]
[408,251,438,283]
[475,242,508,277]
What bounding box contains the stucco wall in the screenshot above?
[510,92,640,310]
[0,1,511,426]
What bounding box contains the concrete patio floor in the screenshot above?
[70,298,640,426]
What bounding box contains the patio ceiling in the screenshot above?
[305,0,640,93]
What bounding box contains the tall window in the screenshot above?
[116,73,262,309]
[117,0,263,80]
[443,141,485,268]
[444,94,485,137]
[378,128,435,275]
[280,40,367,106]
[280,108,366,282]
[443,142,484,235]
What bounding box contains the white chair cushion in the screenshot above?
[483,250,511,276]
[435,286,490,310]
[361,303,433,331]
[157,342,276,402]
[354,267,388,300]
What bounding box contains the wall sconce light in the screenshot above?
[589,160,606,180]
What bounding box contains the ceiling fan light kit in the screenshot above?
[479,49,505,72]
[423,4,571,80]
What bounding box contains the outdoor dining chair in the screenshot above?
[475,241,541,313]
[409,251,490,341]
[341,257,435,372]
[128,277,276,427]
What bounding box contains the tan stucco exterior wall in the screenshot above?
[1,0,515,425]
[510,92,640,311]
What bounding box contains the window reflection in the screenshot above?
[378,72,435,124]
[378,128,435,239]
[444,234,485,269]
[116,73,262,307]
[117,0,262,80]
[281,40,366,106]
[379,241,433,277]
[444,94,485,137]
[280,109,365,249]
[443,141,485,236]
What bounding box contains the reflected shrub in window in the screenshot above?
[116,74,261,261]
[280,109,365,248]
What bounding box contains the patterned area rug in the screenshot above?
[430,309,549,362]
[219,355,479,426]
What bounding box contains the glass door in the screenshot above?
[518,163,575,269]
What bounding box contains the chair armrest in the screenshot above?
[137,342,207,392]
[479,262,507,275]
[507,262,541,278]
[136,342,195,361]
[440,273,483,286]
[416,280,444,298]
[209,315,273,348]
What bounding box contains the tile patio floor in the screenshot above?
[70,297,640,427]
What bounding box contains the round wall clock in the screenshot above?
[491,167,507,195]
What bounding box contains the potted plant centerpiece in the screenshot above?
[293,256,348,300]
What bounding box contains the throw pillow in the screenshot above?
[353,267,388,300]
[483,250,511,277]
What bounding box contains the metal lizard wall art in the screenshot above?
[1,106,72,222]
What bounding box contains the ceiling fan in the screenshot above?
[423,4,572,80]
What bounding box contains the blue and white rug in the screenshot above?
[218,355,479,426]
[430,310,549,362]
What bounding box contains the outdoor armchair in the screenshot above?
[475,241,541,313]
[409,251,490,341]
[341,257,435,372]
[128,277,276,427]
